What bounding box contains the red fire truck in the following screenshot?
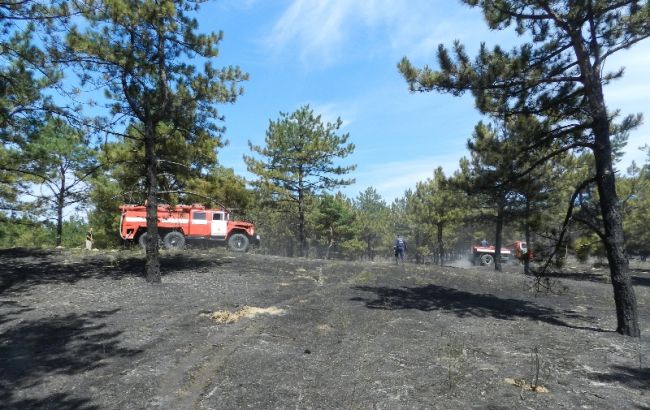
[470,241,532,266]
[471,244,512,266]
[119,204,259,252]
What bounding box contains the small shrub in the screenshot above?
[574,237,592,263]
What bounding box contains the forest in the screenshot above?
[1,1,649,337]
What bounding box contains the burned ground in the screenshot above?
[0,248,648,409]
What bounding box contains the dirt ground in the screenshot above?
[0,248,648,410]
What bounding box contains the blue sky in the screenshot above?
[195,0,650,202]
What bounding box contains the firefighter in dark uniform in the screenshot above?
[394,235,406,264]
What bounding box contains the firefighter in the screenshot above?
[394,234,407,264]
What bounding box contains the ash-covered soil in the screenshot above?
[0,248,648,409]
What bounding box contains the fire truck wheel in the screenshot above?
[163,231,185,249]
[228,233,249,252]
[138,232,162,249]
[480,253,494,266]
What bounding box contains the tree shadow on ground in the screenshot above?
[0,248,231,295]
[0,309,141,410]
[0,300,34,327]
[589,365,650,391]
[536,271,608,283]
[351,284,607,332]
[630,268,650,287]
[1,392,100,410]
[530,268,650,287]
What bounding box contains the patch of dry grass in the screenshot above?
[504,378,549,393]
[201,306,285,324]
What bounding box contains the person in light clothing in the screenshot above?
[85,228,94,250]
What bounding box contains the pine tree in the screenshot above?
[0,1,68,212]
[620,152,650,260]
[312,193,356,259]
[399,0,648,336]
[353,187,389,261]
[16,117,98,246]
[67,0,247,282]
[410,167,464,266]
[457,121,522,271]
[245,105,355,257]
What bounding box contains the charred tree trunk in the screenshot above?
[286,239,294,258]
[494,196,504,272]
[298,172,306,258]
[572,32,640,335]
[524,196,531,275]
[365,235,374,261]
[414,231,422,264]
[56,172,65,247]
[144,119,161,283]
[326,226,334,259]
[437,222,444,267]
[593,118,639,336]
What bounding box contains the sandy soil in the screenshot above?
[0,248,648,409]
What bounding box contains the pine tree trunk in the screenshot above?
[593,117,639,336]
[298,190,305,258]
[144,120,161,283]
[437,222,444,266]
[494,197,504,272]
[524,196,531,275]
[575,38,640,335]
[326,226,334,259]
[286,239,294,257]
[297,170,305,258]
[56,177,64,247]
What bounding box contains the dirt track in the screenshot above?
[1,248,648,409]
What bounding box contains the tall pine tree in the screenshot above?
[411,167,464,266]
[245,105,355,257]
[67,0,247,282]
[399,0,648,336]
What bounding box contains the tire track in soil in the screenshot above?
[158,317,272,409]
[184,264,451,409]
[156,266,339,409]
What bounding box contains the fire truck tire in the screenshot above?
[138,232,161,249]
[228,233,249,252]
[480,253,494,266]
[163,231,185,249]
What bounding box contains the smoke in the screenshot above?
[448,258,474,269]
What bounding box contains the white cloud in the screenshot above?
[264,0,481,67]
[266,0,348,64]
[347,155,464,202]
